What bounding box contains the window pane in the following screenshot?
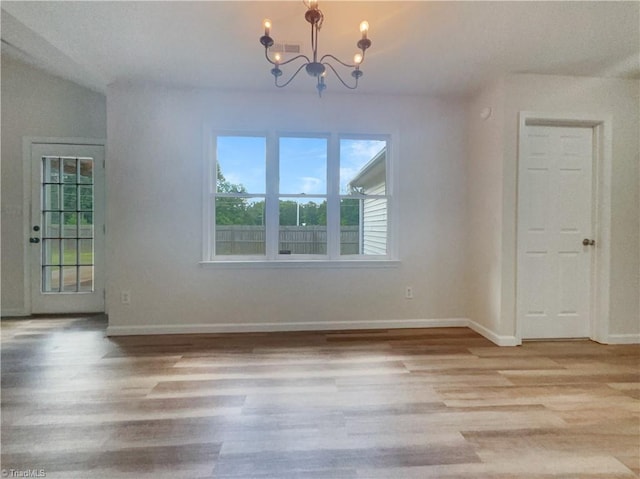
[340,139,386,195]
[279,137,327,195]
[215,198,265,255]
[216,136,266,194]
[362,198,387,255]
[279,198,327,255]
[340,199,360,255]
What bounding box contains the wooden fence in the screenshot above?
[216,225,359,255]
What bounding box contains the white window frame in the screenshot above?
[202,129,397,266]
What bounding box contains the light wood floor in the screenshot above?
[1,316,638,479]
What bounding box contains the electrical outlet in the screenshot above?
[405,286,413,299]
[121,291,131,305]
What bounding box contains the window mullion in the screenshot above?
[327,134,340,259]
[265,132,279,259]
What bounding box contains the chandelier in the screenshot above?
[259,0,372,97]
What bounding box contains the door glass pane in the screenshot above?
[42,239,60,266]
[44,185,60,211]
[62,213,77,237]
[79,266,94,292]
[62,239,77,265]
[44,212,61,237]
[79,213,93,238]
[42,266,61,293]
[63,158,77,183]
[62,185,77,211]
[79,185,93,211]
[62,266,78,292]
[44,157,60,183]
[79,239,93,265]
[79,159,93,184]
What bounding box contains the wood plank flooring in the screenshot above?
[1,316,638,478]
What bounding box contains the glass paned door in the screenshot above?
[30,143,105,313]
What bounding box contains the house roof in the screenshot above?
[348,147,386,190]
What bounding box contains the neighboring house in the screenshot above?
[348,147,387,255]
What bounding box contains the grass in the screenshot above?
[46,250,93,265]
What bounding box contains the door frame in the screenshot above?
[22,137,106,315]
[516,112,612,343]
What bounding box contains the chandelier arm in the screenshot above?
[323,62,358,90]
[311,21,317,60]
[274,62,309,88]
[320,54,356,69]
[264,49,311,67]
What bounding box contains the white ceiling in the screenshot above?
[2,1,639,97]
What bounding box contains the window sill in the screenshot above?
[199,259,401,269]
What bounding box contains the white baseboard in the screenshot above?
[106,318,469,337]
[1,308,29,317]
[467,319,521,346]
[606,334,640,344]
[106,317,521,347]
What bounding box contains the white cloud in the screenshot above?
[299,176,323,194]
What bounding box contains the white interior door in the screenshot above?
[29,143,105,313]
[517,125,594,339]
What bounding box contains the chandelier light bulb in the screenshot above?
[263,19,272,36]
[353,53,363,65]
[274,52,282,64]
[359,21,369,38]
[309,0,319,9]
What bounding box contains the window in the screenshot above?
[205,132,391,262]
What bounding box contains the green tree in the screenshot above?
[279,200,298,226]
[340,198,360,226]
[216,164,249,225]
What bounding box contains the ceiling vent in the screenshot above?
[271,42,301,54]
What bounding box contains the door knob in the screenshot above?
[29,237,40,244]
[582,238,595,246]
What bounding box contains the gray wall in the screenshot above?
[1,55,106,315]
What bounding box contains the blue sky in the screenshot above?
[217,136,385,196]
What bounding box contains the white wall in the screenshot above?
[105,84,469,332]
[0,55,107,315]
[466,79,506,338]
[467,74,640,341]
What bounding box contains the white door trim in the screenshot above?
[22,137,106,315]
[516,112,612,343]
